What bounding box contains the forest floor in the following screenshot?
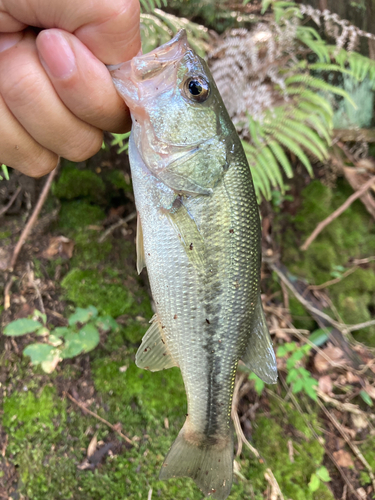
[0,139,375,500]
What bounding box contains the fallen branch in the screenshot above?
[308,267,357,291]
[270,263,375,335]
[3,276,15,311]
[318,398,375,491]
[65,392,134,446]
[301,176,375,251]
[317,390,375,423]
[8,167,59,271]
[277,377,362,500]
[98,211,136,243]
[0,186,22,217]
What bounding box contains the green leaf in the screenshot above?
[1,164,9,180]
[360,390,373,407]
[78,324,100,353]
[54,327,71,338]
[61,333,85,359]
[33,309,47,325]
[292,379,304,393]
[261,0,272,14]
[68,306,98,326]
[48,335,63,347]
[316,466,331,483]
[304,382,318,401]
[95,316,118,333]
[249,373,265,395]
[4,319,41,336]
[36,327,50,337]
[308,473,320,492]
[309,329,329,346]
[23,343,56,365]
[268,141,293,178]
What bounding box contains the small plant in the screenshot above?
[277,342,318,400]
[3,306,118,373]
[249,372,266,395]
[0,163,9,181]
[308,465,331,492]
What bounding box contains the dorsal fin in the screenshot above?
[242,294,278,384]
[136,212,146,274]
[136,314,178,371]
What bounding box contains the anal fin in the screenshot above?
[136,212,146,274]
[242,294,278,384]
[136,315,178,371]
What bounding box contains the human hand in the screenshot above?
[0,0,141,177]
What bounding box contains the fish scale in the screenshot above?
[110,29,277,500]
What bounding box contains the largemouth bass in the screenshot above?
[110,30,277,500]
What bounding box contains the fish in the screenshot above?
[109,30,277,500]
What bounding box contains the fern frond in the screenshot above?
[140,10,209,56]
[271,130,313,175]
[267,140,293,178]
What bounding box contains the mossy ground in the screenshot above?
[1,162,373,499]
[274,179,375,343]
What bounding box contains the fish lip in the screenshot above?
[108,29,190,83]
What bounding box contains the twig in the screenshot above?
[317,390,375,422]
[351,256,375,265]
[270,263,342,329]
[8,166,59,271]
[27,262,45,315]
[277,377,362,500]
[65,392,134,446]
[98,211,136,243]
[301,176,375,251]
[270,263,375,334]
[317,398,375,491]
[3,276,15,310]
[0,186,22,217]
[147,488,153,500]
[231,374,284,500]
[308,267,357,291]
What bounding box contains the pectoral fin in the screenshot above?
[136,315,178,371]
[165,201,205,272]
[158,169,212,196]
[136,212,146,275]
[242,294,278,384]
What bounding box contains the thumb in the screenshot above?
[74,0,141,64]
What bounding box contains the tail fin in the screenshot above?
[159,423,234,500]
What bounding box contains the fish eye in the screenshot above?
[183,76,210,103]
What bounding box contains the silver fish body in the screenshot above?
[110,30,277,500]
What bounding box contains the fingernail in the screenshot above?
[0,32,23,53]
[38,30,76,79]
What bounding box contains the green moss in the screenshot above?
[104,169,133,193]
[277,179,375,344]
[61,268,135,317]
[361,434,375,470]
[253,399,334,500]
[70,232,113,268]
[59,200,105,230]
[0,230,11,239]
[289,296,316,331]
[53,163,105,202]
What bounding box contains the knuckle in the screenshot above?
[64,129,103,162]
[14,151,58,178]
[2,65,42,109]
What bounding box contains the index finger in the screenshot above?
[0,0,141,63]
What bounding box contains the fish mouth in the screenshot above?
[131,29,190,81]
[109,30,190,109]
